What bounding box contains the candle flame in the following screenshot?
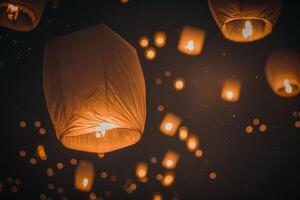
[283,78,293,94]
[185,40,195,52]
[82,178,89,188]
[7,4,19,21]
[242,20,253,38]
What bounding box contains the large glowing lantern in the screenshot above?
[0,0,48,31]
[162,150,180,170]
[221,79,241,102]
[207,0,281,42]
[178,26,206,56]
[159,113,182,136]
[75,161,94,192]
[43,24,146,153]
[265,49,300,97]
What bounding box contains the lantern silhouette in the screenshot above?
[159,113,182,136]
[162,150,180,170]
[74,161,94,192]
[208,0,281,42]
[43,24,146,153]
[178,26,206,56]
[0,0,48,32]
[136,162,148,179]
[265,49,300,97]
[221,79,241,102]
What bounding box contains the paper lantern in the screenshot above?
[43,24,146,153]
[174,78,186,91]
[75,161,95,192]
[154,31,167,48]
[186,134,199,152]
[139,36,149,48]
[265,49,300,97]
[162,150,180,170]
[152,193,163,200]
[161,171,175,187]
[159,113,182,136]
[221,79,241,102]
[145,47,157,60]
[0,0,48,32]
[36,145,47,161]
[178,26,206,56]
[208,0,281,42]
[178,126,189,141]
[136,162,148,179]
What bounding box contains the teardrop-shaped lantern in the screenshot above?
[43,24,146,153]
[0,0,48,31]
[207,0,281,42]
[265,49,300,97]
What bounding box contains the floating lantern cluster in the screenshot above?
[139,31,167,60]
[245,118,268,134]
[221,79,241,102]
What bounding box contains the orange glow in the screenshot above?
[37,145,47,161]
[154,31,167,48]
[186,134,199,152]
[259,124,267,132]
[245,125,254,134]
[7,4,19,21]
[209,171,217,180]
[162,150,180,170]
[178,126,189,141]
[159,113,182,136]
[195,149,203,158]
[242,20,253,38]
[221,79,241,102]
[75,161,94,192]
[161,171,175,187]
[174,78,185,91]
[136,162,148,179]
[152,193,163,200]
[139,36,149,48]
[145,47,157,60]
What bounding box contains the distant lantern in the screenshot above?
[221,79,241,102]
[178,126,189,141]
[154,31,167,48]
[208,0,281,42]
[174,78,186,91]
[186,134,199,152]
[36,145,47,161]
[152,193,163,200]
[136,162,148,179]
[159,113,182,136]
[145,47,157,60]
[139,36,150,48]
[75,161,95,192]
[178,26,206,56]
[161,171,175,187]
[44,24,146,154]
[265,49,300,97]
[162,150,180,170]
[209,171,217,180]
[0,0,48,32]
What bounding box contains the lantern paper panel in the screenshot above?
[265,49,300,97]
[221,79,241,102]
[0,0,48,32]
[74,161,95,192]
[159,113,182,136]
[178,26,206,56]
[162,150,180,170]
[43,24,146,153]
[208,0,281,42]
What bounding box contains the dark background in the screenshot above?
[0,0,300,199]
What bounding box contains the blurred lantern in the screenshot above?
[75,160,95,192]
[195,149,203,158]
[136,162,148,179]
[161,171,175,187]
[209,171,217,180]
[139,36,150,48]
[178,26,206,56]
[44,24,146,153]
[245,125,253,134]
[159,113,182,136]
[162,150,180,170]
[178,126,189,141]
[186,134,199,152]
[0,0,48,31]
[174,78,186,91]
[265,49,300,97]
[207,0,281,42]
[221,79,241,102]
[152,192,163,200]
[36,145,47,161]
[154,31,167,48]
[145,47,157,60]
[259,124,267,132]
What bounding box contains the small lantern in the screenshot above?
[178,26,206,56]
[265,49,300,97]
[145,47,157,60]
[174,78,186,91]
[136,162,148,179]
[36,145,47,161]
[221,79,241,102]
[178,126,189,141]
[159,113,182,136]
[186,134,199,152]
[0,0,48,32]
[154,31,167,48]
[139,36,150,48]
[162,150,180,170]
[208,0,281,42]
[152,192,163,200]
[161,171,175,187]
[75,161,95,192]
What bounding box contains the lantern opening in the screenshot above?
[7,4,19,21]
[222,18,272,42]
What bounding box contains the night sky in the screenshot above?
[0,0,300,200]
